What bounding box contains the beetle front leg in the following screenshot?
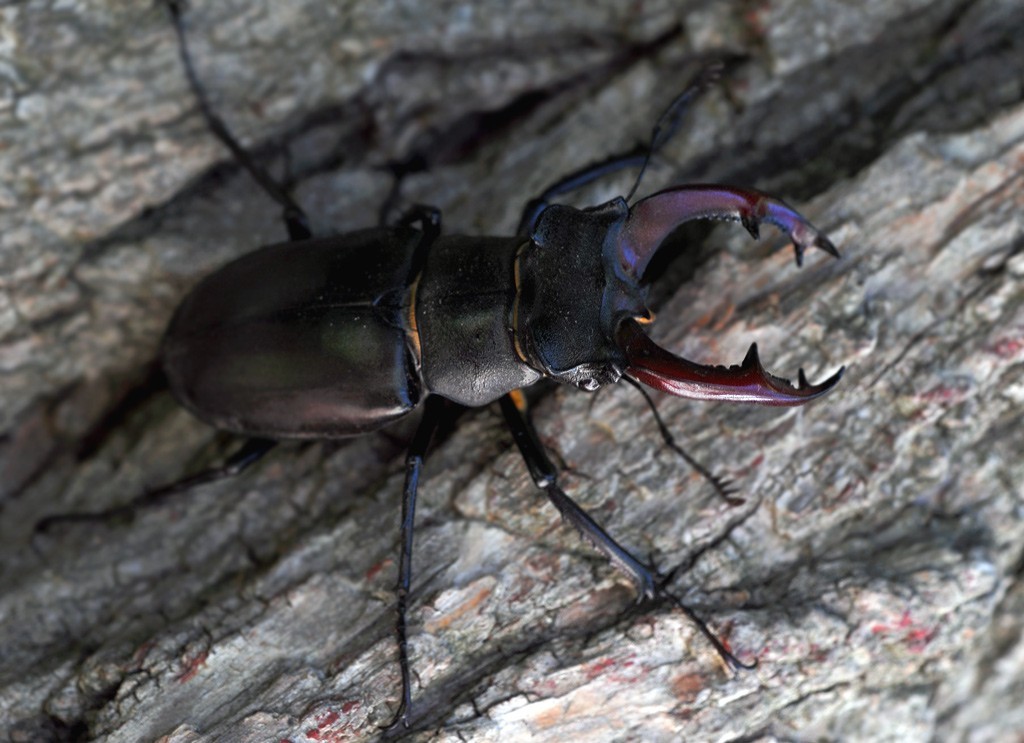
[617,184,840,279]
[516,65,725,236]
[498,394,753,671]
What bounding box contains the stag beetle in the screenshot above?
[57,1,845,730]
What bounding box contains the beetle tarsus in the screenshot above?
[662,588,758,671]
[34,437,278,535]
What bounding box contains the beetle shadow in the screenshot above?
[375,489,996,735]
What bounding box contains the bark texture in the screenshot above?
[2,1,1023,741]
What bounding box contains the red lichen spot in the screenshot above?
[581,654,645,684]
[869,610,935,652]
[608,659,645,684]
[365,557,392,582]
[300,703,363,742]
[992,336,1023,358]
[917,384,968,405]
[132,640,156,666]
[743,4,769,40]
[524,676,560,697]
[807,643,829,663]
[341,700,360,715]
[175,650,208,683]
[318,711,340,726]
[506,574,536,603]
[305,709,343,741]
[584,657,616,681]
[906,627,935,652]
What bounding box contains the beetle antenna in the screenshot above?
[624,63,724,205]
[622,376,744,506]
[517,62,732,236]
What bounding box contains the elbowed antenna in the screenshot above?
[617,319,844,406]
[617,184,840,280]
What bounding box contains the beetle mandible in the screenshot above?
[108,1,848,730]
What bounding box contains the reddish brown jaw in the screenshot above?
[618,319,844,406]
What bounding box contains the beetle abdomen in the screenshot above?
[162,228,423,438]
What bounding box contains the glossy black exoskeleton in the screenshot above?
[54,1,846,730]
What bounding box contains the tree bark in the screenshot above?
[2,0,1023,740]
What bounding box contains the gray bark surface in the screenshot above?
[2,0,1023,740]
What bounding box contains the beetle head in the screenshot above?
[517,198,647,391]
[517,186,843,405]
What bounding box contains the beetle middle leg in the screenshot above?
[497,395,753,671]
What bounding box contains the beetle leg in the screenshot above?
[621,376,743,506]
[617,184,840,280]
[517,154,649,236]
[34,438,277,534]
[165,0,311,240]
[385,396,443,731]
[618,319,844,406]
[517,64,725,236]
[498,394,753,671]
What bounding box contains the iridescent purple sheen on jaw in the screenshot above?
[616,184,839,280]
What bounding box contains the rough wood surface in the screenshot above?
[2,1,1023,741]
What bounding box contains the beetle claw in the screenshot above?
[792,229,840,268]
[619,320,844,407]
[741,215,760,240]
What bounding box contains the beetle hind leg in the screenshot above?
[34,438,277,535]
[498,394,753,671]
